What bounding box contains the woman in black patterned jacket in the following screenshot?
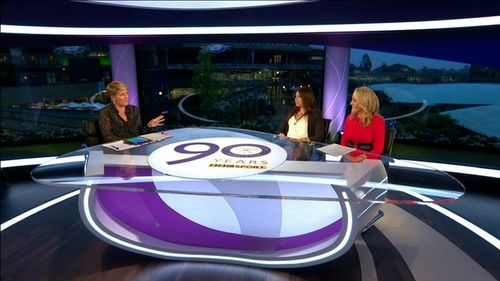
[99,81,164,142]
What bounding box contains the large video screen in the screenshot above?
[349,49,500,166]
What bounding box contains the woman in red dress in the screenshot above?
[341,86,385,162]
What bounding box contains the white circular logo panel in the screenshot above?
[149,137,287,179]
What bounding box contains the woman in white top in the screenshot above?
[278,87,324,160]
[278,87,324,143]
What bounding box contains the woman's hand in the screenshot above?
[147,115,165,128]
[288,137,310,143]
[346,153,367,163]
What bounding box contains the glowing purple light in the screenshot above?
[110,44,139,107]
[322,46,350,134]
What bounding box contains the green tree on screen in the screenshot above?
[192,51,221,112]
[359,54,372,71]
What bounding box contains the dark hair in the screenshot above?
[287,87,317,119]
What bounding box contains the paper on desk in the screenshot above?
[316,143,355,156]
[142,132,172,141]
[102,140,139,151]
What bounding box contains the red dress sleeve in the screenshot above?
[340,116,351,147]
[367,115,385,159]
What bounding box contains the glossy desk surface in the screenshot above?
[32,127,464,267]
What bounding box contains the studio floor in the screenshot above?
[1,171,499,281]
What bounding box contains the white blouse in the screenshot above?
[287,115,308,139]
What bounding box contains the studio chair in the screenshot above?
[323,118,342,144]
[323,118,331,143]
[83,119,102,147]
[329,131,342,144]
[383,127,396,157]
[381,127,396,194]
[325,130,342,144]
[381,127,396,164]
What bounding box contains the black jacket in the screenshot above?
[99,104,150,142]
[279,109,325,142]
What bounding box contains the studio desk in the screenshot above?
[32,127,464,268]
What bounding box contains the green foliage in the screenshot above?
[359,54,372,71]
[192,52,222,111]
[397,112,465,145]
[411,113,460,137]
[239,120,275,133]
[373,63,416,73]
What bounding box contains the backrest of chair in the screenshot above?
[325,130,342,144]
[383,127,396,156]
[83,119,102,146]
[323,118,331,143]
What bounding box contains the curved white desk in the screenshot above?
[32,127,464,268]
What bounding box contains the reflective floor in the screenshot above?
[1,172,499,281]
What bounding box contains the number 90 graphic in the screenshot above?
[167,142,271,165]
[148,137,287,179]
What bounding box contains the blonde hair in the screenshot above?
[351,86,380,127]
[105,81,128,97]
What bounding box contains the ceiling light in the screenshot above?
[83,0,308,10]
[1,16,499,36]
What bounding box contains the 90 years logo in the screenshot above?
[148,137,287,179]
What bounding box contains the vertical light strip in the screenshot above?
[109,44,139,107]
[323,46,349,133]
